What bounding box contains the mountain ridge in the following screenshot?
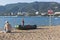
[0,2,60,15]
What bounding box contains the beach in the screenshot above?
[0,26,60,40]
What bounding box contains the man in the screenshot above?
[4,21,12,33]
[22,18,24,26]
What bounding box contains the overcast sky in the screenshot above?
[0,0,60,5]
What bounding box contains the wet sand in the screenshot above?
[0,26,60,40]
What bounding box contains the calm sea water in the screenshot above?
[0,16,60,28]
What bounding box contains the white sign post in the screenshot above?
[48,9,53,26]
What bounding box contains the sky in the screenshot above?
[0,0,60,5]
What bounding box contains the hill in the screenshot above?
[0,2,60,16]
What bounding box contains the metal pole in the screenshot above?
[49,15,52,26]
[48,9,53,26]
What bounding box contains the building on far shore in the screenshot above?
[41,13,47,16]
[54,12,60,16]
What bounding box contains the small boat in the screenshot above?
[15,25,37,30]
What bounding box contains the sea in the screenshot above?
[0,16,60,28]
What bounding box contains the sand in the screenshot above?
[0,26,60,40]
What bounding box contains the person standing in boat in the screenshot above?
[22,18,24,26]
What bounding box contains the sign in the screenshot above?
[48,9,53,14]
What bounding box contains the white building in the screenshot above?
[35,11,39,15]
[54,12,60,15]
[11,12,14,15]
[41,13,47,15]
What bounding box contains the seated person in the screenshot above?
[4,21,12,33]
